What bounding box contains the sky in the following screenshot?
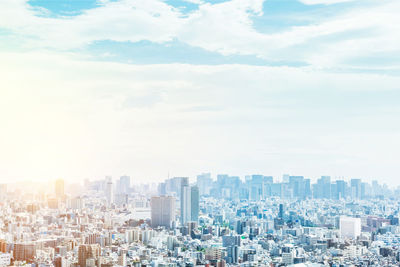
[0,0,400,184]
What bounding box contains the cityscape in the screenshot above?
[1,0,400,266]
[1,174,400,266]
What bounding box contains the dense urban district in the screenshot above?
[1,174,400,267]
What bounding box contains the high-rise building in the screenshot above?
[151,196,176,228]
[222,235,241,247]
[180,179,199,225]
[105,177,113,205]
[351,179,362,199]
[48,198,59,209]
[197,173,212,196]
[226,246,239,264]
[78,244,100,267]
[14,243,36,262]
[191,186,199,223]
[315,176,331,199]
[180,179,191,225]
[336,180,347,199]
[0,240,7,253]
[165,177,189,198]
[249,175,264,201]
[118,176,130,194]
[289,176,306,199]
[69,196,85,210]
[279,203,285,219]
[55,179,64,199]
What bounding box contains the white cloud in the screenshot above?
[0,0,183,49]
[0,0,399,68]
[182,0,205,4]
[298,0,356,5]
[181,0,400,68]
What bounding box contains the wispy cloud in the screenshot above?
[0,0,399,69]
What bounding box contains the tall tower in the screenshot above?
[55,179,64,199]
[180,178,199,225]
[279,203,284,219]
[105,177,114,205]
[78,245,88,267]
[119,176,131,194]
[180,178,191,225]
[191,186,199,223]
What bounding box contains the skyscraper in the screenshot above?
[191,186,199,223]
[151,196,176,228]
[55,179,64,199]
[105,176,113,205]
[197,173,212,196]
[118,175,130,194]
[351,179,362,199]
[249,175,264,201]
[180,178,199,225]
[315,176,331,199]
[336,180,347,199]
[180,178,191,224]
[289,176,306,199]
[279,203,285,219]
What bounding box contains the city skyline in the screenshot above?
[0,172,397,187]
[1,0,400,183]
[1,1,400,266]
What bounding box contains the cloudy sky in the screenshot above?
[1,0,399,184]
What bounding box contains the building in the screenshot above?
[78,244,100,267]
[281,244,295,265]
[117,176,130,194]
[180,178,190,225]
[222,235,241,247]
[0,240,7,253]
[48,198,59,209]
[190,186,199,223]
[13,243,36,262]
[0,184,6,202]
[105,177,113,205]
[351,179,362,199]
[151,196,176,228]
[196,173,212,196]
[0,253,10,266]
[180,180,200,225]
[69,196,85,210]
[55,179,64,199]
[226,246,239,264]
[340,216,361,239]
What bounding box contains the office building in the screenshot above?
[190,185,199,223]
[151,196,176,228]
[105,176,113,205]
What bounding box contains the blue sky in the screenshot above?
[0,0,399,183]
